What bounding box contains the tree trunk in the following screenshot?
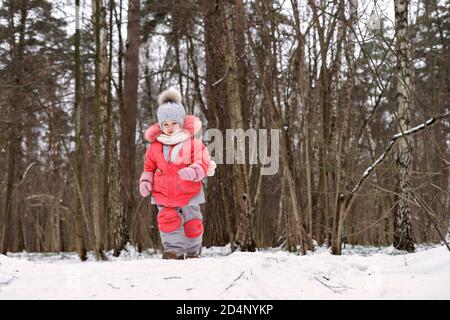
[330,0,357,255]
[291,0,314,250]
[221,0,255,252]
[117,0,140,255]
[1,109,19,255]
[92,0,107,260]
[73,0,88,261]
[393,0,415,252]
[103,0,116,250]
[112,0,127,256]
[1,1,27,255]
[202,0,234,248]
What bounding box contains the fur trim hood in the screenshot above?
[144,114,202,143]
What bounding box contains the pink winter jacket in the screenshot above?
[143,115,211,208]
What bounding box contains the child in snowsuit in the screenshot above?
[138,88,216,259]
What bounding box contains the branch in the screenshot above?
[224,271,246,291]
[26,86,90,234]
[410,189,450,252]
[356,74,393,144]
[313,276,353,294]
[0,275,16,286]
[349,111,449,196]
[212,69,228,87]
[14,162,36,187]
[25,194,56,201]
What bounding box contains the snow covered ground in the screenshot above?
[1,244,449,300]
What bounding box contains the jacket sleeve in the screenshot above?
[190,139,211,177]
[144,145,157,173]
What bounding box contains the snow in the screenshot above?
[1,244,449,300]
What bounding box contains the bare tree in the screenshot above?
[221,0,256,252]
[91,0,107,260]
[202,0,235,248]
[393,0,415,252]
[1,1,27,254]
[117,0,140,256]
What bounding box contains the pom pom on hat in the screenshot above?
[158,88,182,105]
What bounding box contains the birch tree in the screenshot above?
[393,0,415,252]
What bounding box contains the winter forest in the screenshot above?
[0,0,449,266]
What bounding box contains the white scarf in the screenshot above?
[157,131,190,163]
[156,130,190,145]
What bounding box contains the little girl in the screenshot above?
[138,88,216,260]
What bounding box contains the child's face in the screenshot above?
[161,120,181,136]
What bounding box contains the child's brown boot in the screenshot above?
[162,251,185,260]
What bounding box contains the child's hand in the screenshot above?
[178,164,205,182]
[139,181,152,197]
[139,171,153,197]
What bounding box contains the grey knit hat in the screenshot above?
[157,88,186,129]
